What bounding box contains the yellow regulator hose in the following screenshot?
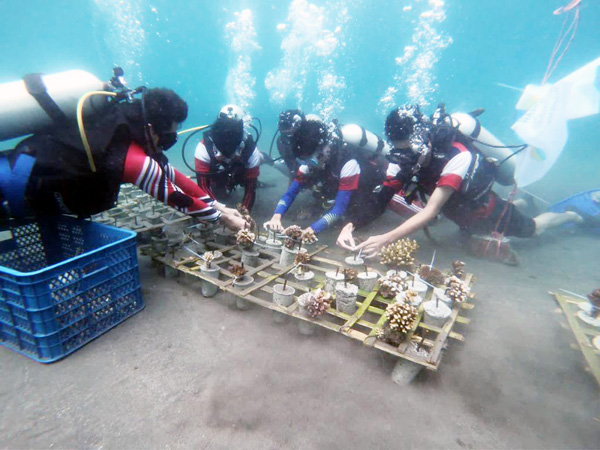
[76,90,117,172]
[177,124,210,136]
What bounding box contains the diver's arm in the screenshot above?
[356,186,454,258]
[241,166,259,211]
[122,143,221,222]
[309,189,354,233]
[264,179,303,231]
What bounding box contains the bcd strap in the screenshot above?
[23,73,69,125]
[359,126,368,147]
[0,154,36,217]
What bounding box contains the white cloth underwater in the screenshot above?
[511,56,600,187]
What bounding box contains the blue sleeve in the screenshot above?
[274,179,303,215]
[310,189,353,233]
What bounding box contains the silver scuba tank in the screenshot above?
[0,69,107,141]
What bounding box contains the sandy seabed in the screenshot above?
[1,166,599,449]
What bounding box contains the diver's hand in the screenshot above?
[336,223,356,251]
[263,214,284,233]
[214,203,243,218]
[355,234,392,259]
[220,212,248,231]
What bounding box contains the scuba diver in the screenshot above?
[194,104,262,211]
[336,104,583,258]
[0,69,246,230]
[270,108,306,181]
[263,114,389,235]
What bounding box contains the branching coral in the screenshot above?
[384,302,418,335]
[236,204,257,232]
[283,225,303,240]
[294,251,311,275]
[452,260,466,279]
[301,228,318,244]
[403,289,421,305]
[379,238,419,267]
[283,237,296,249]
[445,275,470,303]
[236,229,256,248]
[201,251,215,269]
[297,288,332,318]
[343,268,358,282]
[294,251,311,266]
[418,265,446,286]
[229,263,247,279]
[378,273,408,299]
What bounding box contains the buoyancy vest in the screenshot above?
[402,137,496,212]
[17,102,150,217]
[303,130,388,204]
[200,131,257,189]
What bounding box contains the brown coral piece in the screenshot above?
[384,302,418,335]
[229,263,247,279]
[452,260,466,279]
[297,289,332,318]
[236,204,256,232]
[283,237,296,249]
[294,251,311,266]
[343,268,358,282]
[283,225,303,240]
[379,238,419,267]
[418,265,446,286]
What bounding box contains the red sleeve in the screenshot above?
[383,176,403,192]
[122,143,221,221]
[194,157,216,200]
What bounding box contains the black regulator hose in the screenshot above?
[268,128,280,159]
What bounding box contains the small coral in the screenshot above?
[236,229,256,248]
[301,228,318,244]
[236,204,257,232]
[418,265,447,286]
[343,268,358,282]
[452,260,466,279]
[445,275,470,303]
[588,289,600,318]
[294,251,311,266]
[283,225,303,240]
[201,251,215,269]
[378,273,408,299]
[283,237,296,249]
[229,263,247,279]
[385,302,418,335]
[294,251,311,275]
[297,288,332,318]
[403,289,420,304]
[379,239,419,267]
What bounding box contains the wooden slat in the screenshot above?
[553,293,600,389]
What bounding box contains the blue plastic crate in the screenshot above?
[0,216,144,363]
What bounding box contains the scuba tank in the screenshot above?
[0,70,108,141]
[338,123,391,156]
[449,112,516,186]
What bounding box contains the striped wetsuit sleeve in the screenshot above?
[122,143,221,221]
[274,179,302,215]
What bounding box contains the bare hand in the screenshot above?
[220,212,248,231]
[355,234,391,259]
[336,223,356,251]
[263,215,284,232]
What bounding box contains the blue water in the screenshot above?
[1,0,599,200]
